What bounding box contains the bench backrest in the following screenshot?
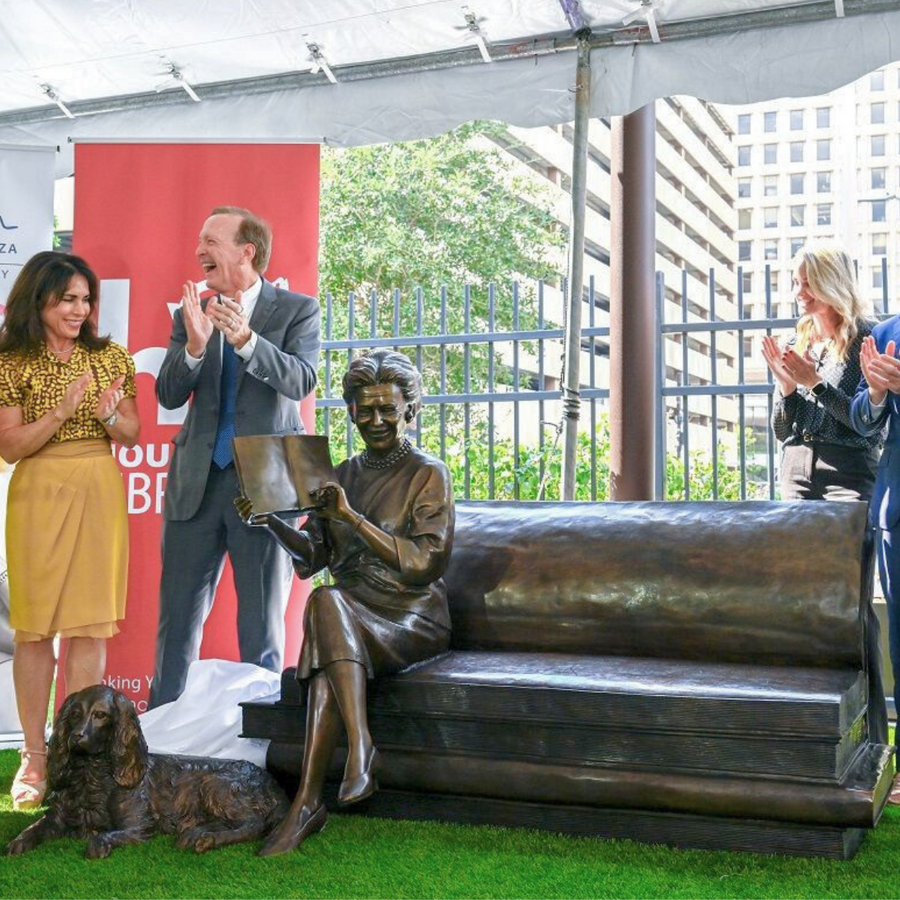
[443,501,870,668]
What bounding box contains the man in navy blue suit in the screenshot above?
[850,324,900,776]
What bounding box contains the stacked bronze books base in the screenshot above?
[243,501,893,859]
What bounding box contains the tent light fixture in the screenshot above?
[304,37,338,84]
[40,83,75,118]
[461,6,493,63]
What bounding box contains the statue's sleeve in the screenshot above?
[288,514,331,580]
[392,463,454,586]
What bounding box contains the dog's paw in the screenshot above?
[192,833,217,854]
[85,835,113,860]
[175,826,204,851]
[7,835,33,856]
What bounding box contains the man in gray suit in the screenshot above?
[148,206,320,708]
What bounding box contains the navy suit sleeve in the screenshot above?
[156,308,203,410]
[245,294,320,401]
[850,326,890,437]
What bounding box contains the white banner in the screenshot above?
[0,144,54,738]
[0,144,56,315]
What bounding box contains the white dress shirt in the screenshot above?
[184,277,262,370]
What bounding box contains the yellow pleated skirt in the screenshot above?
[7,439,128,642]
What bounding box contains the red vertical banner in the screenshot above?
[71,143,320,710]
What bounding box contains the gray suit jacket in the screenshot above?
[157,279,320,521]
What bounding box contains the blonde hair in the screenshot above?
[792,242,869,362]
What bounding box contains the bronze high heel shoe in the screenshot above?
[258,803,327,857]
[338,747,379,807]
[11,748,48,811]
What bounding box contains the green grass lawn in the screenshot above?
[1,748,899,900]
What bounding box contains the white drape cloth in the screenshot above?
[139,659,280,767]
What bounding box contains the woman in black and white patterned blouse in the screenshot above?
[762,242,884,501]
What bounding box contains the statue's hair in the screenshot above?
[342,350,423,419]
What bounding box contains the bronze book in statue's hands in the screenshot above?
[232,434,336,519]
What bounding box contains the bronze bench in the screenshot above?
[242,500,893,858]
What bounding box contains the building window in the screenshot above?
[872,168,886,190]
[817,139,831,161]
[817,204,832,226]
[738,209,752,229]
[742,272,752,294]
[872,200,887,222]
[872,70,885,91]
[872,102,886,125]
[764,144,777,164]
[872,134,886,156]
[790,238,804,258]
[764,111,777,132]
[873,267,884,289]
[764,175,778,197]
[790,109,803,130]
[873,233,888,255]
[764,240,778,260]
[764,207,778,228]
[817,107,831,128]
[738,146,751,166]
[790,142,804,163]
[817,171,832,193]
[769,271,779,293]
[738,114,751,134]
[738,178,751,198]
[790,173,804,195]
[739,240,752,261]
[790,205,805,227]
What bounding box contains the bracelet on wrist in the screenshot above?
[351,513,365,534]
[51,407,65,424]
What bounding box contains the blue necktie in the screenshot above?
[212,340,238,469]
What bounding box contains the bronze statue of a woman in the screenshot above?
[237,349,454,856]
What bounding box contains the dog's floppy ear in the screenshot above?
[111,692,148,789]
[47,692,81,791]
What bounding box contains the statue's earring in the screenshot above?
[405,407,415,422]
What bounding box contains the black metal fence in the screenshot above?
[316,260,894,501]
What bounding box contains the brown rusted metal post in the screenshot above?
[609,102,656,500]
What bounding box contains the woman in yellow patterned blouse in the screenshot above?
[0,251,140,810]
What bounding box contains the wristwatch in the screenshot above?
[811,381,827,398]
[102,411,118,428]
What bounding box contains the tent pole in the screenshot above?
[609,103,657,501]
[560,34,592,502]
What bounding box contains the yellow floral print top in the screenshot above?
[0,341,137,443]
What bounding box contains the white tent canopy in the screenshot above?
[1,0,899,175]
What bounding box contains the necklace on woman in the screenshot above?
[361,437,412,469]
[48,341,76,357]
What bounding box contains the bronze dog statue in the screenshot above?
[7,684,288,859]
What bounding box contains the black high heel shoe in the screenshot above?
[338,747,379,806]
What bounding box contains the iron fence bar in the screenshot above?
[737,266,746,501]
[661,385,775,397]
[347,291,356,460]
[319,327,605,350]
[661,319,798,334]
[681,269,690,501]
[370,288,377,339]
[765,264,775,499]
[538,280,546,494]
[324,291,333,440]
[488,283,496,499]
[655,271,666,500]
[709,269,718,500]
[316,388,610,407]
[440,285,448,462]
[883,256,889,315]
[464,285,471,499]
[513,281,520,501]
[415,287,424,449]
[589,275,597,501]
